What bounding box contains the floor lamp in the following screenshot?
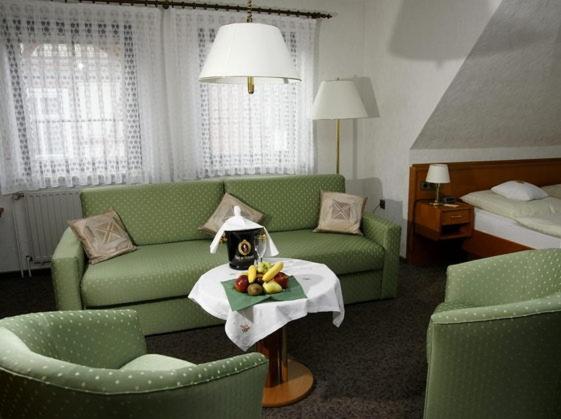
[311,80,368,174]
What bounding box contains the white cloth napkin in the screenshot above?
[209,206,279,256]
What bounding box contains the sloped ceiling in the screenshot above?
[412,0,561,150]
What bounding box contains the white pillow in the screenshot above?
[490,181,548,201]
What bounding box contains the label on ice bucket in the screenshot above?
[238,239,252,256]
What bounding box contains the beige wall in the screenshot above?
[357,0,503,254]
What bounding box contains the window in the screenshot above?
[0,1,316,193]
[23,42,127,162]
[0,11,144,191]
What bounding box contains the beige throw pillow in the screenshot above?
[68,209,136,264]
[314,191,367,235]
[200,192,264,235]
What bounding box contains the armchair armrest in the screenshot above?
[431,293,561,325]
[65,352,268,419]
[362,213,401,298]
[425,297,561,419]
[51,227,85,310]
[445,249,561,306]
[0,309,147,369]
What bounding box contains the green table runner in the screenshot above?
[222,276,307,311]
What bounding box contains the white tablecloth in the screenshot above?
[188,258,345,351]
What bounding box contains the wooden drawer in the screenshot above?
[442,210,471,225]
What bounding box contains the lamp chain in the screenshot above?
[246,0,253,22]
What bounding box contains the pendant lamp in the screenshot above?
[198,0,300,94]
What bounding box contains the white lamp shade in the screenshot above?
[199,23,300,84]
[426,164,450,184]
[311,80,368,120]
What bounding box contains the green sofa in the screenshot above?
[52,174,401,335]
[0,310,268,419]
[424,249,561,419]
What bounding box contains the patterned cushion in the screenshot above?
[68,209,136,264]
[271,229,385,275]
[199,192,264,235]
[314,191,367,235]
[224,174,345,232]
[81,181,225,245]
[82,241,228,307]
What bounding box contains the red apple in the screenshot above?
[234,275,250,293]
[274,272,289,289]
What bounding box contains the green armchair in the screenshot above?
[0,310,268,419]
[424,249,561,419]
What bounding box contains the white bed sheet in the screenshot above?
[474,208,561,249]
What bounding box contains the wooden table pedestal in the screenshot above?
[256,327,314,408]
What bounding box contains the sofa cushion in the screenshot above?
[82,229,384,308]
[224,174,345,232]
[81,181,224,245]
[271,230,385,275]
[120,354,195,371]
[82,241,227,307]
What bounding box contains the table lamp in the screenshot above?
[426,164,450,205]
[311,80,367,174]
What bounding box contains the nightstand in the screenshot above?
[414,201,474,241]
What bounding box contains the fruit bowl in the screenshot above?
[234,261,289,296]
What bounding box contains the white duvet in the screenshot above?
[516,214,561,238]
[462,189,561,239]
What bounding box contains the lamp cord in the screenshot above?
[247,0,253,22]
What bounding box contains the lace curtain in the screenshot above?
[0,0,316,193]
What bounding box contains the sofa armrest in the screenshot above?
[51,227,85,310]
[362,213,401,298]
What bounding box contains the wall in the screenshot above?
[412,0,561,155]
[0,0,367,274]
[357,0,503,254]
[4,0,559,270]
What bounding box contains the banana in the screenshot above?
[263,280,283,294]
[248,265,257,284]
[262,261,283,282]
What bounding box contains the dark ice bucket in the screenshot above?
[225,228,261,270]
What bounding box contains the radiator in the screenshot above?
[23,189,82,264]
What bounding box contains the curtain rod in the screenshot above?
[69,0,332,19]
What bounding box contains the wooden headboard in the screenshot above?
[407,158,561,263]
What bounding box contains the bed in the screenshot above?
[473,208,561,249]
[407,158,561,263]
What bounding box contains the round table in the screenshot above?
[189,258,345,407]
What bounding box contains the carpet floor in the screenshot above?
[0,263,446,418]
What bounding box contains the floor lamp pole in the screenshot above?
[336,119,341,175]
